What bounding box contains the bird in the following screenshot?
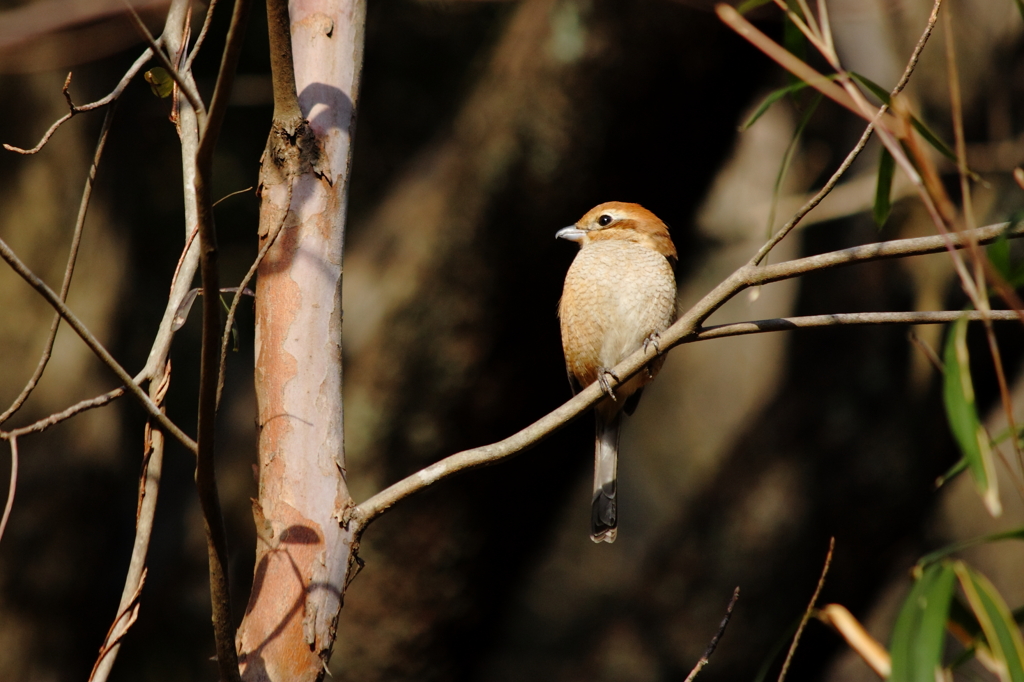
[557,202,677,543]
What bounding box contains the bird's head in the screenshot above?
[556,202,677,262]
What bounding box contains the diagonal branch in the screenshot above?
[191,0,253,674]
[694,310,1022,341]
[1,388,125,439]
[3,51,152,155]
[0,235,197,453]
[1,104,117,424]
[350,220,1023,530]
[751,0,941,265]
[122,3,207,126]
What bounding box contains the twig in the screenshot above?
[185,0,220,69]
[716,6,906,138]
[683,587,741,682]
[693,310,1021,341]
[89,363,170,682]
[908,330,944,374]
[89,568,148,681]
[191,0,253,674]
[213,186,253,207]
[350,220,1024,531]
[0,436,18,549]
[749,222,1016,286]
[2,50,152,155]
[1,104,117,425]
[216,186,290,408]
[752,0,941,265]
[1,388,125,439]
[778,538,835,682]
[0,235,196,453]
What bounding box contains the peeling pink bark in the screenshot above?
[238,0,364,679]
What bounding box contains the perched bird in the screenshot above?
[557,202,677,543]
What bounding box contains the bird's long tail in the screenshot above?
[591,409,620,543]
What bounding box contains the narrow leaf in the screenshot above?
[935,457,968,489]
[766,93,821,238]
[917,526,1024,568]
[955,562,1024,682]
[849,71,891,104]
[144,67,174,99]
[874,147,896,228]
[889,562,957,682]
[742,81,809,130]
[943,316,1002,516]
[911,117,959,164]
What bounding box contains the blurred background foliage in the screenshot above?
[1,0,1023,680]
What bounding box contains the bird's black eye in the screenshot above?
[598,214,613,226]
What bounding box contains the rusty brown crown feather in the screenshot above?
[573,202,677,263]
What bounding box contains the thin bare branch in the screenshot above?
[216,185,289,409]
[778,538,835,682]
[122,1,207,126]
[0,106,117,424]
[89,568,147,681]
[90,362,170,682]
[752,0,941,265]
[684,587,740,682]
[1,388,125,439]
[351,220,1023,530]
[694,310,1020,342]
[716,5,907,137]
[908,330,944,375]
[0,436,18,549]
[192,0,253,672]
[185,0,219,69]
[3,49,152,155]
[0,235,196,453]
[750,222,1016,286]
[213,186,253,207]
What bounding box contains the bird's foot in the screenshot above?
[597,367,619,401]
[643,331,663,355]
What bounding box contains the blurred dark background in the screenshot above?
[1,0,1024,680]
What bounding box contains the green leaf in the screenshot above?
[935,456,968,489]
[911,117,959,164]
[890,562,957,682]
[917,526,1024,568]
[874,147,896,228]
[943,316,1002,517]
[742,81,810,130]
[849,71,892,104]
[144,67,174,99]
[955,562,1024,682]
[765,93,821,239]
[1015,0,1024,23]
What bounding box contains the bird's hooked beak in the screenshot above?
[556,225,586,242]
